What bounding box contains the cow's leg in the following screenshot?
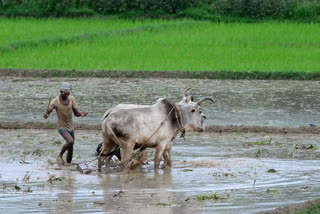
[154,142,166,170]
[164,141,173,168]
[163,150,171,168]
[163,133,178,168]
[120,142,135,169]
[114,145,121,161]
[98,132,115,171]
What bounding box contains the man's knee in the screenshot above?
[67,139,74,145]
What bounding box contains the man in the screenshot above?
[44,82,88,165]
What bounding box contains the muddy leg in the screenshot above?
[154,143,166,170]
[120,143,135,169]
[59,130,74,164]
[163,150,172,168]
[98,133,115,171]
[163,141,172,168]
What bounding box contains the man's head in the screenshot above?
[60,82,72,97]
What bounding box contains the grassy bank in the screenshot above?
[0,18,319,78]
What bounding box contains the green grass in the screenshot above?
[0,17,148,46]
[294,200,320,214]
[1,18,320,74]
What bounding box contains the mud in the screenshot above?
[1,68,320,80]
[1,76,320,128]
[1,129,320,213]
[1,76,320,213]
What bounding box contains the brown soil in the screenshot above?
[255,198,320,214]
[0,68,223,79]
[205,125,320,134]
[1,68,320,80]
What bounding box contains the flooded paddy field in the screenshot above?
[1,129,320,213]
[1,77,320,128]
[1,76,320,213]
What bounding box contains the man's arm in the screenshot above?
[73,107,88,117]
[44,109,53,119]
[44,98,54,119]
[71,97,88,117]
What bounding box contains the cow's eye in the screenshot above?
[191,108,196,113]
[199,110,202,114]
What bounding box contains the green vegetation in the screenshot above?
[0,17,152,50]
[182,169,193,172]
[245,140,272,146]
[0,0,320,22]
[295,201,320,214]
[195,193,220,200]
[1,18,319,78]
[266,188,280,195]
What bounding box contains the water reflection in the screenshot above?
[96,168,201,214]
[54,171,75,214]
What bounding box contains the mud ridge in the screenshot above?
[1,121,320,134]
[255,198,320,214]
[1,68,320,80]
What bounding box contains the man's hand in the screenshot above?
[44,112,49,119]
[81,111,88,117]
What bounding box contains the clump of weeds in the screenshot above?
[24,187,32,193]
[151,202,172,206]
[267,169,277,173]
[295,144,318,150]
[182,169,193,172]
[195,193,220,201]
[47,174,64,184]
[32,149,44,156]
[266,188,280,196]
[255,149,261,158]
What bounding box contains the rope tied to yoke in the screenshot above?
[173,102,186,140]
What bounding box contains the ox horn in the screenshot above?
[196,98,214,105]
[186,95,194,102]
[183,87,191,98]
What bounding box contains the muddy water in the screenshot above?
[1,77,320,127]
[1,129,320,213]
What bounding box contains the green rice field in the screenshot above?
[1,18,319,73]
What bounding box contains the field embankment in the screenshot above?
[1,68,320,80]
[2,121,320,135]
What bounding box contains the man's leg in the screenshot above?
[66,130,75,163]
[59,129,74,164]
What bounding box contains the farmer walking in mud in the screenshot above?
[44,82,88,165]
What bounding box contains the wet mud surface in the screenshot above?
[1,77,320,128]
[1,129,320,213]
[1,76,320,213]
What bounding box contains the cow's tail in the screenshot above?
[106,122,122,146]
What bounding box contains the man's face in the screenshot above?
[60,90,70,98]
